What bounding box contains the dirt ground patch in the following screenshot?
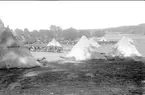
[0,58,144,95]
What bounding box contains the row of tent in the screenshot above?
[45,35,141,61]
[47,37,107,48]
[47,36,108,48]
[28,34,142,61]
[28,36,107,52]
[0,27,142,68]
[47,37,107,50]
[62,35,142,61]
[28,38,63,52]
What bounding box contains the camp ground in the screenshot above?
[1,27,145,95]
[1,2,145,94]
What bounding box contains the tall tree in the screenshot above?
[91,30,105,37]
[30,30,39,38]
[50,25,63,39]
[78,30,91,38]
[24,28,29,33]
[14,28,24,36]
[23,28,30,38]
[62,27,78,41]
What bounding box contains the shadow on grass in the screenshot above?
[0,57,145,95]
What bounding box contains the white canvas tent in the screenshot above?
[0,27,42,69]
[89,37,100,48]
[99,37,107,42]
[108,36,142,58]
[65,35,105,60]
[47,38,62,47]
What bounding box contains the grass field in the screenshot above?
[0,58,144,95]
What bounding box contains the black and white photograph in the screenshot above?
[0,1,145,95]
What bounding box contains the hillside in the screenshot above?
[103,23,145,34]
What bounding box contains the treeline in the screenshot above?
[1,18,145,45]
[0,18,105,44]
[14,26,105,44]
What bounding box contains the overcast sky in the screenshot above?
[0,1,145,31]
